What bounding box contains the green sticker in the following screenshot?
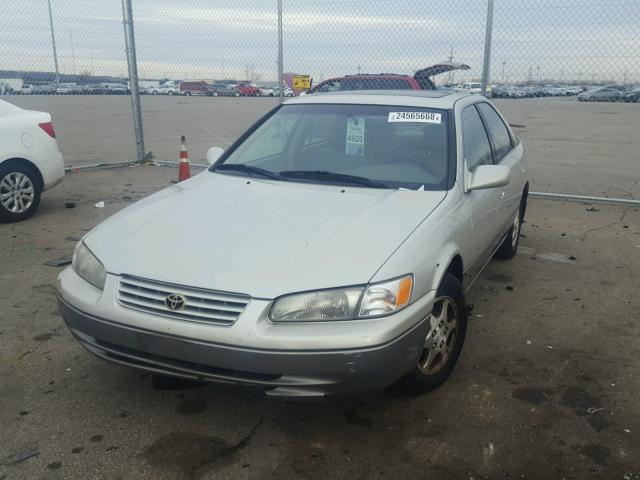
[345,117,365,156]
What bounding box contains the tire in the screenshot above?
[213,92,218,97]
[184,91,191,96]
[234,92,240,97]
[495,191,527,259]
[396,273,468,394]
[0,161,42,222]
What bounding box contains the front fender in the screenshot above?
[369,188,472,303]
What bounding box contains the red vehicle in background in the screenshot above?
[235,81,261,96]
[180,81,210,96]
[307,62,470,94]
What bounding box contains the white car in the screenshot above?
[158,84,179,95]
[462,82,483,94]
[58,91,528,398]
[260,87,276,97]
[0,99,64,222]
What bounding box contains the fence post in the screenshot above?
[121,0,146,163]
[277,0,284,103]
[480,0,494,95]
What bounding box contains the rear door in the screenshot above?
[476,102,524,237]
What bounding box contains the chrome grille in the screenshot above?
[117,276,249,325]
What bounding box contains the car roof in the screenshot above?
[284,89,471,109]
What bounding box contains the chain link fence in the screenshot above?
[0,0,135,165]
[1,0,639,196]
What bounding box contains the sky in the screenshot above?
[1,0,639,84]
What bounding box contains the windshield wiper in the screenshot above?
[279,170,390,189]
[213,163,284,181]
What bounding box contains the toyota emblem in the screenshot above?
[165,293,186,311]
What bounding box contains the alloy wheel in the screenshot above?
[0,172,35,213]
[418,296,459,376]
[511,212,520,249]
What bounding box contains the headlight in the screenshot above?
[72,242,106,290]
[270,287,363,321]
[358,275,413,318]
[269,275,413,322]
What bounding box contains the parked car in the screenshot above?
[84,83,129,95]
[309,62,471,94]
[277,87,295,97]
[31,84,57,95]
[578,87,621,102]
[180,81,210,96]
[0,100,64,222]
[103,83,129,95]
[542,86,566,96]
[57,90,528,399]
[560,85,583,96]
[209,82,241,97]
[236,81,261,96]
[260,87,276,97]
[20,85,33,95]
[623,87,640,103]
[462,82,482,94]
[505,86,526,98]
[158,83,179,95]
[491,85,508,98]
[55,83,82,95]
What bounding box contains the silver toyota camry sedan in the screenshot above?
[57,90,528,399]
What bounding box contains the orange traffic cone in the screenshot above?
[178,135,191,182]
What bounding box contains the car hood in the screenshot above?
[85,172,446,299]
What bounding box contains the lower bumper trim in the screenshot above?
[58,295,428,398]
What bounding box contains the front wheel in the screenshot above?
[397,273,468,394]
[0,162,42,222]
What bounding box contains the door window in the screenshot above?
[462,106,493,171]
[476,103,513,162]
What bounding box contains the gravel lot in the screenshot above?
[1,167,639,479]
[5,95,640,198]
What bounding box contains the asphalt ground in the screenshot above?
[1,166,639,479]
[5,95,640,199]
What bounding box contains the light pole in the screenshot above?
[480,0,494,95]
[47,0,60,85]
[501,60,506,84]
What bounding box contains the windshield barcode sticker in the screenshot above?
[388,112,441,124]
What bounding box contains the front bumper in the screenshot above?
[58,295,429,399]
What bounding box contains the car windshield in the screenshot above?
[213,104,449,190]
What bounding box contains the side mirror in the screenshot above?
[206,146,224,165]
[467,164,511,191]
